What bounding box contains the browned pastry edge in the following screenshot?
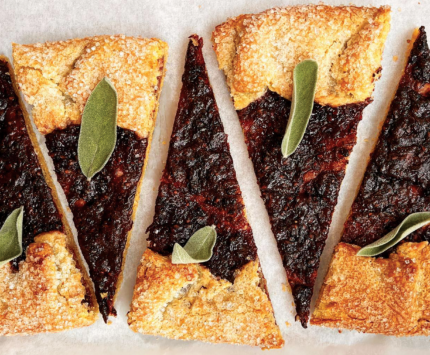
[128,249,284,349]
[212,4,391,109]
[12,36,168,137]
[0,55,98,333]
[311,242,430,336]
[0,230,97,335]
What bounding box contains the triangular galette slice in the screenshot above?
[0,56,97,335]
[13,36,168,322]
[312,27,430,336]
[212,4,391,327]
[128,35,283,349]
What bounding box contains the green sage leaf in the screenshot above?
[0,207,24,267]
[78,77,118,180]
[281,60,318,158]
[172,225,217,264]
[357,212,430,257]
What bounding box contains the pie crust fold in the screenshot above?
[213,4,391,110]
[1,232,96,335]
[13,35,167,137]
[129,250,284,348]
[311,242,430,335]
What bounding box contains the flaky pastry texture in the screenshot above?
[212,5,391,109]
[311,242,430,335]
[0,231,96,335]
[12,35,168,137]
[128,249,284,349]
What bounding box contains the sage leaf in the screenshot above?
[78,77,118,180]
[172,226,217,264]
[281,60,318,158]
[357,212,430,257]
[0,207,24,267]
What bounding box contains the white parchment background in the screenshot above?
[0,0,429,354]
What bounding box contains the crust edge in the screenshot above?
[128,249,284,349]
[311,242,430,336]
[212,4,391,110]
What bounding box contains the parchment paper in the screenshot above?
[1,0,429,354]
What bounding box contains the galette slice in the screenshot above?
[128,35,284,349]
[13,35,168,322]
[212,4,391,327]
[312,27,430,336]
[0,56,97,335]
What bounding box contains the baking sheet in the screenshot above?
[1,0,429,354]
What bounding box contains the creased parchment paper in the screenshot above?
[1,0,429,354]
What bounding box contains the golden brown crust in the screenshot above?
[0,56,98,333]
[12,35,168,137]
[128,249,284,349]
[212,5,391,109]
[311,242,430,335]
[0,231,96,335]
